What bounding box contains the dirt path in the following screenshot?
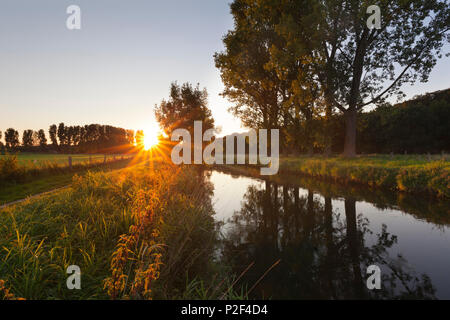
[0,186,71,210]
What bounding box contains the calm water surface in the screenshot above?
[208,169,450,299]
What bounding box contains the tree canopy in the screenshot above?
[216,0,450,156]
[155,82,215,137]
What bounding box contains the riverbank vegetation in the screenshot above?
[279,156,449,198]
[0,164,244,300]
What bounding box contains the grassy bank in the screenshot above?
[279,155,450,198]
[0,164,243,300]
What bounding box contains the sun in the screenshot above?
[143,128,160,150]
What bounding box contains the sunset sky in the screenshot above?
[1,0,449,137]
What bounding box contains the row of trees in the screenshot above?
[215,0,449,156]
[0,123,136,154]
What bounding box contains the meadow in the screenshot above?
[0,163,245,300]
[0,153,134,205]
[0,153,124,167]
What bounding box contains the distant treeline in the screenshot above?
[0,123,141,154]
[351,89,449,154]
[320,89,449,155]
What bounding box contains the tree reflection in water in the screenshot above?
[219,181,436,299]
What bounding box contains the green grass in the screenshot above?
[0,159,135,205]
[0,164,244,300]
[277,155,449,198]
[0,153,124,167]
[0,153,134,189]
[0,174,73,205]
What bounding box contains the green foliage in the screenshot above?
[155,82,215,137]
[1,123,136,153]
[357,89,450,154]
[22,130,35,148]
[278,155,449,198]
[4,128,19,150]
[0,155,25,182]
[216,0,450,156]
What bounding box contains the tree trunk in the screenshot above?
[343,109,357,158]
[323,105,332,157]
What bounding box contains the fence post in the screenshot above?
[89,155,92,164]
[104,154,106,164]
[68,156,72,169]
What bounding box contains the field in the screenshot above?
[0,153,125,167]
[0,164,242,300]
[0,153,136,205]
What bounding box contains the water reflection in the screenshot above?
[210,170,449,299]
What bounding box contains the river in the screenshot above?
[207,169,450,299]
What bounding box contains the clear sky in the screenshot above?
[0,0,449,138]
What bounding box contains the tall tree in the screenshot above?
[4,128,19,150]
[214,3,286,132]
[266,0,449,156]
[22,130,35,148]
[49,124,58,148]
[57,123,67,146]
[215,0,329,154]
[37,129,47,147]
[155,82,215,137]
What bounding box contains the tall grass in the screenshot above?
[0,164,243,300]
[278,156,449,198]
